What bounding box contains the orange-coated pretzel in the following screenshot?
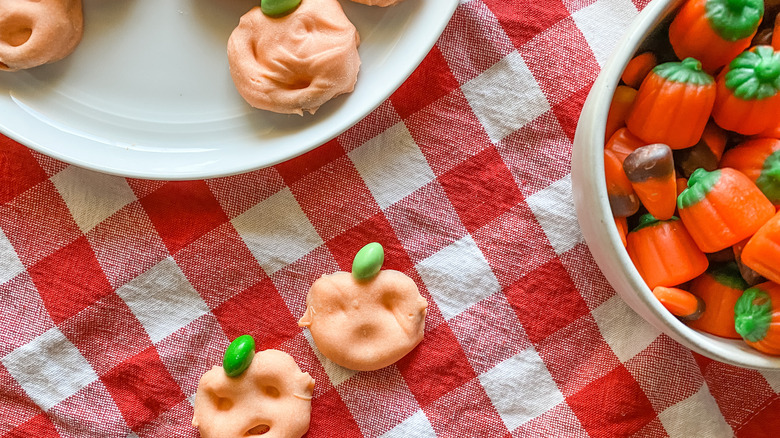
[299,269,428,371]
[0,0,83,71]
[226,0,361,115]
[193,349,315,438]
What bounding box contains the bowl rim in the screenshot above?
[572,0,780,370]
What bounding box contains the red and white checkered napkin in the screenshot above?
[1,0,779,437]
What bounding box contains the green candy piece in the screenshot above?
[352,242,384,280]
[705,0,763,42]
[653,58,714,86]
[261,0,302,17]
[632,213,680,232]
[223,335,255,377]
[726,46,780,100]
[734,286,773,343]
[756,150,780,204]
[677,168,721,209]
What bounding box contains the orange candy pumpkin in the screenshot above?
[734,281,780,356]
[742,210,780,284]
[626,214,709,289]
[687,262,747,338]
[625,58,716,150]
[677,167,775,252]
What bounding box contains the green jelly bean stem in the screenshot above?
[262,0,302,17]
[223,335,256,377]
[352,242,384,280]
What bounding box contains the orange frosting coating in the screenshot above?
[193,349,315,438]
[227,0,361,115]
[0,0,83,71]
[299,270,428,371]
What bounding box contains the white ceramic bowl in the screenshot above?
[572,0,780,369]
[0,0,458,180]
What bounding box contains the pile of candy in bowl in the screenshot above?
[604,0,780,356]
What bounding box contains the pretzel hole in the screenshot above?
[263,385,280,398]
[286,78,311,90]
[0,61,8,70]
[246,424,270,435]
[210,393,233,411]
[0,18,33,47]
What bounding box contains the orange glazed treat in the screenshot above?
[298,243,428,371]
[735,281,780,355]
[0,0,83,71]
[677,167,775,252]
[193,346,315,438]
[687,263,747,338]
[742,210,780,284]
[625,58,716,150]
[349,0,406,5]
[626,214,709,289]
[227,0,361,115]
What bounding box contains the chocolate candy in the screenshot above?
[352,242,385,280]
[223,335,255,377]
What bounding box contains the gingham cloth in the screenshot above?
[1,0,779,437]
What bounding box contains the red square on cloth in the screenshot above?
[390,45,460,120]
[566,365,656,438]
[0,180,82,267]
[505,257,589,344]
[308,388,363,437]
[326,213,414,274]
[484,0,571,47]
[101,346,187,431]
[396,321,476,408]
[290,156,380,241]
[3,414,60,438]
[553,82,591,142]
[424,378,509,438]
[27,236,113,325]
[140,181,229,255]
[212,277,301,351]
[174,222,267,309]
[438,147,523,234]
[736,396,780,438]
[275,139,345,186]
[0,137,48,204]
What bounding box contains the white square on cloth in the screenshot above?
[232,187,323,275]
[349,121,436,210]
[116,257,209,344]
[50,165,137,233]
[571,0,639,67]
[0,228,24,285]
[379,409,436,438]
[658,385,732,438]
[527,174,584,255]
[478,346,564,431]
[2,327,98,411]
[461,51,550,143]
[592,295,660,363]
[416,235,500,320]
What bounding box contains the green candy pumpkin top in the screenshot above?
[632,213,681,232]
[708,262,748,290]
[678,168,721,209]
[352,242,384,280]
[756,150,780,204]
[653,58,714,86]
[705,0,764,42]
[734,286,774,342]
[725,46,780,100]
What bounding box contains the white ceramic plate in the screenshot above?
[0,0,457,180]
